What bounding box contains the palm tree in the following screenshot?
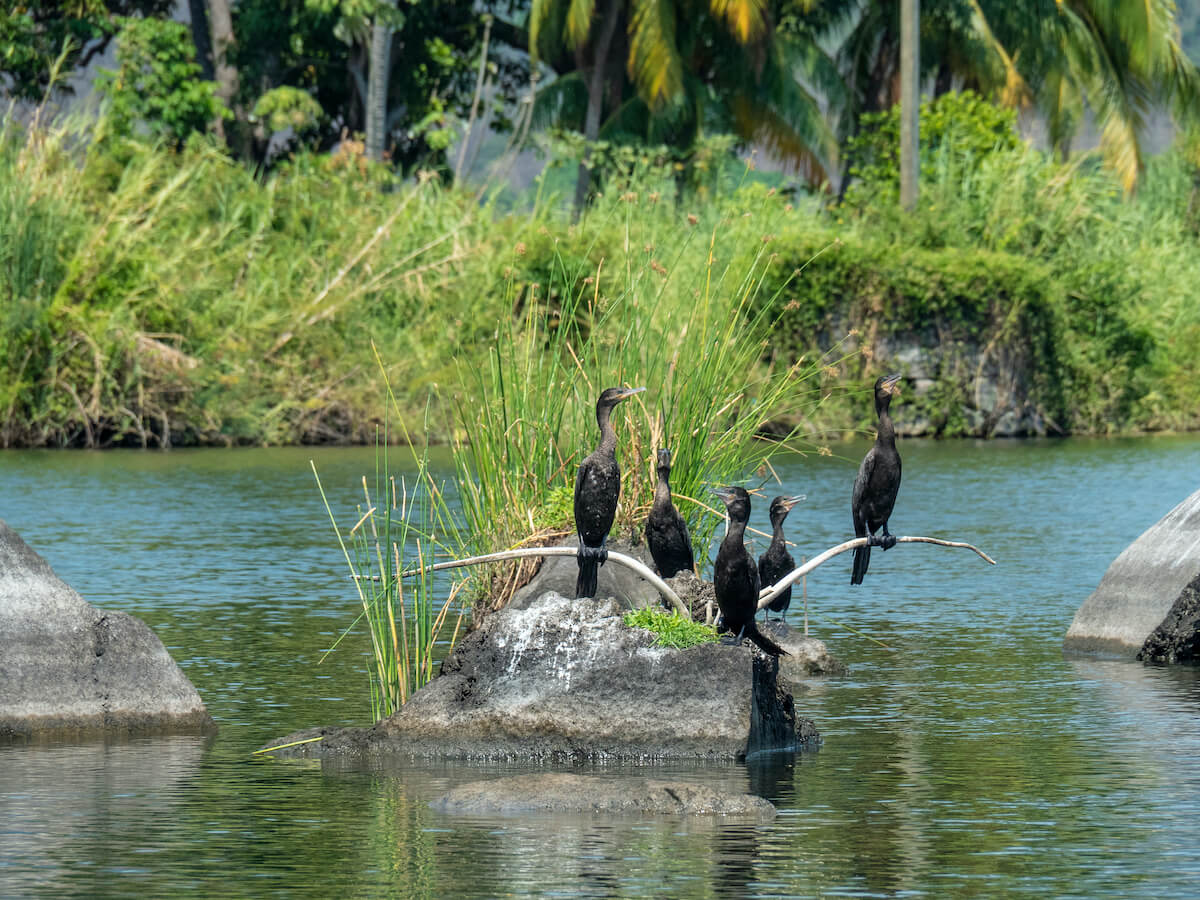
[528,0,839,205]
[971,0,1199,192]
[827,0,1199,193]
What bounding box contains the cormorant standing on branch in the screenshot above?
[646,448,694,578]
[758,495,803,620]
[713,487,787,656]
[851,374,903,585]
[574,385,645,598]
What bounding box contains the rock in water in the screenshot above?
[1138,572,1200,665]
[0,520,215,738]
[430,773,776,820]
[758,620,848,679]
[263,591,815,761]
[1064,487,1200,658]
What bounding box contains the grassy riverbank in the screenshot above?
[4,113,1200,450]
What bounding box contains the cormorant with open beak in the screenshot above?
[758,495,804,620]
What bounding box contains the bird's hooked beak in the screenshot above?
[657,448,672,467]
[617,386,646,402]
[711,486,737,505]
[883,373,902,396]
[780,495,806,511]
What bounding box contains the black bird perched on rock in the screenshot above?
[713,486,787,656]
[758,495,804,620]
[574,385,645,598]
[645,448,694,578]
[851,373,903,585]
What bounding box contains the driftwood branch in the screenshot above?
[398,547,690,619]
[757,535,996,611]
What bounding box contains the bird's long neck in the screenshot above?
[595,404,618,456]
[724,514,748,546]
[770,518,786,548]
[876,400,896,449]
[654,471,671,506]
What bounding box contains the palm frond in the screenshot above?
[708,0,770,44]
[628,0,685,110]
[566,0,597,50]
[530,0,570,62]
[530,72,589,132]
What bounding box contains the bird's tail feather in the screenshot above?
[576,553,599,598]
[851,544,870,585]
[745,622,788,657]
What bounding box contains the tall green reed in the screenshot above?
[314,389,468,720]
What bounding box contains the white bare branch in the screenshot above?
[756,536,996,611]
[398,546,690,619]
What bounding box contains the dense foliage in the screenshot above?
[2,108,1200,452]
[96,18,228,146]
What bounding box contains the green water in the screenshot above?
[2,439,1199,897]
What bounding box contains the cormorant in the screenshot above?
[851,373,903,585]
[645,448,694,578]
[758,495,803,620]
[713,486,787,656]
[574,385,645,598]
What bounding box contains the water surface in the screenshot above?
[2,438,1199,897]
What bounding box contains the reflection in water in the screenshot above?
[0,736,211,895]
[2,438,1200,896]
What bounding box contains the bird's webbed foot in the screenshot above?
[718,634,740,647]
[880,531,898,551]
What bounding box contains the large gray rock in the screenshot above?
[509,538,662,611]
[263,591,817,761]
[0,520,215,737]
[430,773,776,820]
[1064,488,1200,658]
[1137,572,1200,665]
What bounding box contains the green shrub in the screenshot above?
[844,90,1020,205]
[96,17,228,147]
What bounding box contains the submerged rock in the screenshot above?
[430,772,776,820]
[1064,487,1200,658]
[263,591,817,762]
[1138,573,1200,665]
[0,520,215,738]
[758,620,848,678]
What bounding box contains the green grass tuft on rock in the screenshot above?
[623,608,719,649]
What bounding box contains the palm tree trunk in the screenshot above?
[366,3,398,163]
[187,0,214,82]
[899,0,919,211]
[573,0,621,216]
[208,0,243,151]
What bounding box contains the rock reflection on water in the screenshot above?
[0,735,211,894]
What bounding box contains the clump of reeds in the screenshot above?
[313,429,466,721]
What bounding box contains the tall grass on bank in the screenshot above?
[6,109,1200,447]
[0,113,518,447]
[451,177,848,615]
